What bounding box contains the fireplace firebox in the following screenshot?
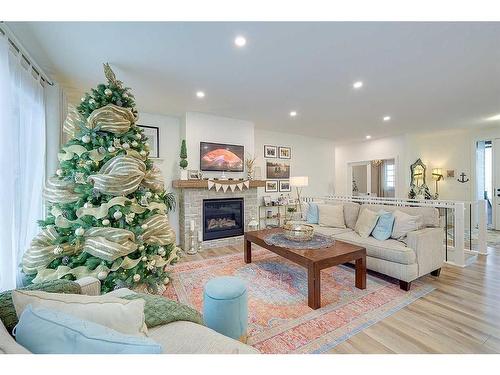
[203,198,244,241]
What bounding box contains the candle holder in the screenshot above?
[197,230,204,252]
[186,228,197,255]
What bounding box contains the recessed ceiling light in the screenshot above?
[366,135,372,140]
[353,81,363,89]
[289,111,297,117]
[234,36,247,47]
[383,116,391,122]
[196,91,205,98]
[486,113,500,121]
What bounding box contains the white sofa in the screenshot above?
[1,277,258,354]
[307,202,444,290]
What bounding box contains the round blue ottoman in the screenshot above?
[203,276,248,342]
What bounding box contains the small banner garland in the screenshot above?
[207,179,250,192]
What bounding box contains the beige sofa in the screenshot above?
[308,202,444,290]
[1,277,258,354]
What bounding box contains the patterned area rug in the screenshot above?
[164,249,434,354]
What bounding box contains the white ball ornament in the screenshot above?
[104,88,112,96]
[113,211,123,220]
[131,141,138,147]
[141,256,148,262]
[82,135,91,144]
[102,219,110,226]
[83,202,93,208]
[141,224,148,230]
[158,247,166,256]
[56,169,63,177]
[145,192,153,198]
[53,246,63,255]
[122,143,130,150]
[139,245,145,251]
[89,98,96,105]
[135,133,142,140]
[108,146,116,153]
[133,274,141,283]
[97,271,108,281]
[140,150,147,157]
[75,227,85,236]
[123,93,129,99]
[81,97,85,102]
[144,143,150,150]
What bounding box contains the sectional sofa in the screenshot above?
[303,201,444,290]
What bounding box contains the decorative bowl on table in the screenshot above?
[282,223,314,242]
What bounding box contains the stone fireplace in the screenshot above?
[174,180,263,251]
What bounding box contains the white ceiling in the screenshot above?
[7,22,500,142]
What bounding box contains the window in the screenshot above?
[385,163,395,189]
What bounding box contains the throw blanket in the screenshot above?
[121,293,203,328]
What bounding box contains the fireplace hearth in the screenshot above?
[203,198,244,241]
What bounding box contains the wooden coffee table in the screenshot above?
[244,228,366,309]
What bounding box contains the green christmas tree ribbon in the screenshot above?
[63,103,136,138]
[75,196,167,220]
[141,214,176,245]
[22,227,77,275]
[88,155,164,196]
[43,177,80,204]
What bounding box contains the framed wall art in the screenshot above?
[137,125,159,158]
[264,145,277,158]
[278,146,291,159]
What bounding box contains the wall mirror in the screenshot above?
[349,158,396,198]
[408,158,432,199]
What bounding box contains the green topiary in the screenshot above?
[179,139,188,169]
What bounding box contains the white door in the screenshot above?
[494,139,500,230]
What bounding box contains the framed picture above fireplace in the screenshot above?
[200,142,244,172]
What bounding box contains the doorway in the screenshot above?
[349,159,396,198]
[476,140,495,228]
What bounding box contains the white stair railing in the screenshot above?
[301,195,489,267]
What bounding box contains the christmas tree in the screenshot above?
[22,64,180,294]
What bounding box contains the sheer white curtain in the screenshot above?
[0,36,46,291]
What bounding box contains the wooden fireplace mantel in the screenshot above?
[172,179,266,189]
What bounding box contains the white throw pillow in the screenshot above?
[354,208,379,238]
[318,204,346,228]
[391,210,423,240]
[12,290,147,336]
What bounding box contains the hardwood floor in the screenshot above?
[179,243,500,353]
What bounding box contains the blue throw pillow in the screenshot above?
[14,305,162,354]
[371,210,395,241]
[306,203,319,224]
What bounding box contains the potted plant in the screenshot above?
[179,139,188,180]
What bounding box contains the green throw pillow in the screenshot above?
[0,279,81,334]
[121,293,203,328]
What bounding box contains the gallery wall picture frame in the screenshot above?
[278,146,291,159]
[279,180,291,192]
[265,180,279,192]
[137,125,160,158]
[264,145,277,158]
[266,160,290,179]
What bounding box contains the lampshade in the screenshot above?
[290,176,309,187]
[432,168,443,181]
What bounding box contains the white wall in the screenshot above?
[334,127,500,203]
[182,112,254,180]
[138,112,181,243]
[254,129,335,202]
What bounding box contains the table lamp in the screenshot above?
[290,176,309,218]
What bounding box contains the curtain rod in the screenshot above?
[0,22,54,86]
